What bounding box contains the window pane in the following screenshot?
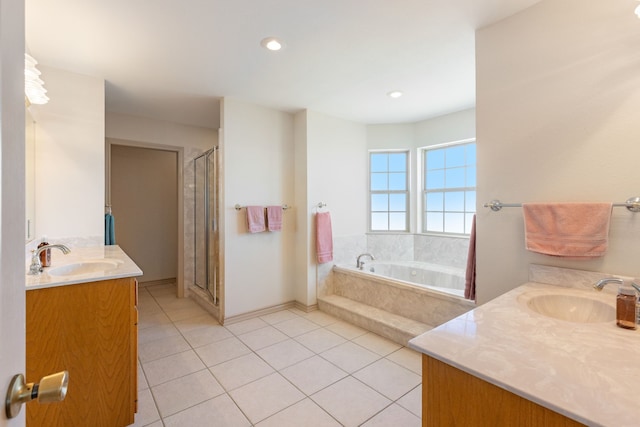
[445,192,464,212]
[466,166,476,187]
[426,149,445,170]
[466,191,476,212]
[371,153,387,172]
[444,212,464,233]
[389,194,406,211]
[426,192,443,211]
[371,213,388,231]
[389,173,406,191]
[445,168,465,188]
[371,173,388,191]
[371,194,388,211]
[389,213,406,230]
[388,153,407,172]
[426,212,443,232]
[426,170,444,189]
[466,144,476,165]
[446,145,465,168]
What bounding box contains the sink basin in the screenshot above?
[523,293,615,323]
[47,259,122,277]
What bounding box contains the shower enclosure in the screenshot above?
[193,147,219,304]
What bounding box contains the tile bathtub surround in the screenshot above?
[135,283,422,427]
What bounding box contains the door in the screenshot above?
[0,1,27,426]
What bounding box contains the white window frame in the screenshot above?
[421,138,476,236]
[368,149,410,233]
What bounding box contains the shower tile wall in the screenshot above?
[413,235,468,269]
[366,234,413,262]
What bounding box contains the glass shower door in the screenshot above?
[194,148,218,303]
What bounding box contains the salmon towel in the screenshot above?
[266,206,283,231]
[522,203,612,258]
[246,206,266,233]
[316,212,333,263]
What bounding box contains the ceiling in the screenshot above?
[25,0,541,129]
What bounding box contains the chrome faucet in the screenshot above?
[28,244,71,275]
[593,277,623,291]
[356,253,375,270]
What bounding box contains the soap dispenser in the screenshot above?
[37,236,51,268]
[616,281,637,330]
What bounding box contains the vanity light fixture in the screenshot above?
[387,90,403,99]
[24,53,49,105]
[261,37,283,51]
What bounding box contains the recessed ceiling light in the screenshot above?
[261,37,283,51]
[387,90,403,99]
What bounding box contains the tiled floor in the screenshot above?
[133,283,422,427]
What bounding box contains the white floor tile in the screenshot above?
[142,350,206,387]
[256,339,315,370]
[138,323,181,345]
[138,310,172,330]
[138,334,191,363]
[151,369,225,418]
[163,394,251,427]
[353,358,421,400]
[280,355,348,395]
[272,316,321,337]
[311,376,391,427]
[194,336,252,367]
[320,341,381,373]
[302,310,340,327]
[386,347,422,375]
[397,385,421,417]
[130,388,160,427]
[225,317,269,335]
[260,310,300,325]
[164,304,209,322]
[256,398,342,427]
[182,324,233,348]
[353,332,402,356]
[295,328,346,353]
[173,313,220,334]
[138,361,148,391]
[325,320,368,339]
[229,373,305,424]
[209,353,274,391]
[361,403,421,427]
[237,325,289,351]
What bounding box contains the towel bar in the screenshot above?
[235,204,290,211]
[484,197,640,212]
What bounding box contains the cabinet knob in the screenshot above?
[5,370,69,418]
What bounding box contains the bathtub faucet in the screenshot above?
[356,253,375,270]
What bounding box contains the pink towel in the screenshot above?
[316,212,333,263]
[246,206,265,233]
[464,215,476,301]
[266,206,283,231]
[522,203,612,258]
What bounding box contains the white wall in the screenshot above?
[30,66,105,240]
[476,1,640,304]
[221,98,296,317]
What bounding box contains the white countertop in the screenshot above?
[26,245,143,290]
[409,265,640,427]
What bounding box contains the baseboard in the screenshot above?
[138,278,176,287]
[293,301,319,313]
[223,301,298,325]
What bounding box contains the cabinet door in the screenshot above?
[26,278,136,427]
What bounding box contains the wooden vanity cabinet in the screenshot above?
[26,277,138,427]
[422,355,585,427]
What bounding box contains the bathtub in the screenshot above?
[336,260,466,298]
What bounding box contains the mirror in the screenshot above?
[25,107,35,242]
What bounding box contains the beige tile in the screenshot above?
[320,342,380,373]
[295,328,346,354]
[155,295,200,311]
[139,334,191,363]
[130,388,160,427]
[280,355,348,395]
[138,310,172,330]
[138,323,181,345]
[146,283,177,297]
[151,369,225,417]
[311,376,391,427]
[182,324,233,348]
[386,347,421,375]
[194,336,252,367]
[229,373,305,424]
[142,350,206,387]
[137,298,162,315]
[397,385,421,417]
[361,403,421,427]
[163,394,251,427]
[209,353,274,391]
[256,398,342,427]
[237,325,289,351]
[304,310,340,326]
[353,333,402,356]
[173,313,220,334]
[353,358,421,400]
[256,339,315,370]
[325,320,368,339]
[225,317,269,335]
[260,310,300,325]
[138,361,148,391]
[272,317,321,337]
[164,304,209,322]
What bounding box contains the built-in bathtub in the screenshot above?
[319,260,475,345]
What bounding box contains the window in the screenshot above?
[423,140,476,234]
[369,151,409,231]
